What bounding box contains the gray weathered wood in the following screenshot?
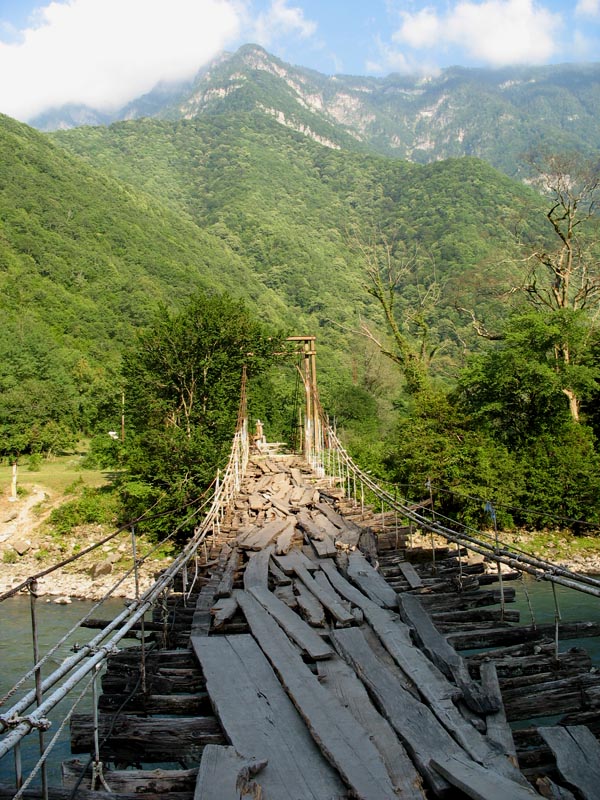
[275,521,297,555]
[268,558,291,586]
[539,725,600,800]
[243,546,274,591]
[244,586,333,660]
[194,745,267,800]
[330,626,459,796]
[291,561,355,626]
[295,579,326,627]
[430,755,539,800]
[534,776,577,800]
[317,656,426,799]
[211,597,239,629]
[234,591,400,800]
[272,550,318,575]
[191,634,345,800]
[239,518,294,551]
[62,761,197,794]
[397,593,497,714]
[480,661,517,762]
[397,561,423,589]
[216,548,240,598]
[347,551,398,608]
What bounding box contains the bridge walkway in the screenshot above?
[4,448,600,799]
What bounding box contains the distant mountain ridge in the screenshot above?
[32,45,600,177]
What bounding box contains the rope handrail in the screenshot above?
[0,374,249,762]
[321,424,600,599]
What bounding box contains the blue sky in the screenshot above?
[0,0,598,121]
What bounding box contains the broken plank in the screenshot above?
[291,561,355,626]
[539,725,600,800]
[397,593,497,715]
[243,546,274,591]
[192,635,344,800]
[216,548,240,598]
[397,561,424,589]
[211,597,239,630]
[239,518,293,551]
[243,586,332,660]
[480,661,517,763]
[194,745,267,800]
[234,591,400,800]
[347,551,398,608]
[272,549,319,575]
[275,521,297,555]
[295,580,326,627]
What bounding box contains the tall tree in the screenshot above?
[523,151,600,420]
[121,291,280,539]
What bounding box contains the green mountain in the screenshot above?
[34,45,600,179]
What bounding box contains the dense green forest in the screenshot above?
[1,102,599,535]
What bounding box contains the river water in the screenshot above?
[0,578,599,790]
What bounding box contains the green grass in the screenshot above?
[0,451,108,497]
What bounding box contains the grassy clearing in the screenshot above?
[0,450,108,497]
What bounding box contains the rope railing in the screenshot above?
[318,423,600,600]
[0,372,250,778]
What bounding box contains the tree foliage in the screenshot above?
[120,291,281,539]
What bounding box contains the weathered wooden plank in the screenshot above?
[397,561,423,589]
[448,620,600,650]
[245,586,333,660]
[347,551,398,608]
[534,776,577,800]
[330,625,458,796]
[243,545,274,591]
[275,521,297,555]
[272,550,318,574]
[308,532,338,558]
[291,561,355,626]
[295,579,326,627]
[98,692,208,716]
[235,592,400,800]
[320,560,456,702]
[503,673,600,721]
[480,661,517,762]
[194,746,267,800]
[418,588,515,613]
[314,502,362,547]
[70,714,223,762]
[192,634,345,800]
[538,725,600,800]
[269,558,292,585]
[397,593,497,714]
[430,755,539,800]
[239,518,293,551]
[211,597,238,629]
[62,761,197,794]
[317,656,426,799]
[216,548,240,598]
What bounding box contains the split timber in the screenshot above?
[4,452,600,800]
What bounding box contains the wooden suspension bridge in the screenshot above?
[1,343,600,800]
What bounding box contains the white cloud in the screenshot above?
[392,0,561,67]
[253,0,316,47]
[0,0,243,121]
[576,0,600,16]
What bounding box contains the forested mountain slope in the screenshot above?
[35,45,600,179]
[0,113,289,453]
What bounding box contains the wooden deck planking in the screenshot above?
[317,656,427,799]
[191,634,345,800]
[194,746,266,800]
[539,725,600,800]
[235,590,401,800]
[346,551,398,608]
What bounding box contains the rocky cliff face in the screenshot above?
[32,45,600,178]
